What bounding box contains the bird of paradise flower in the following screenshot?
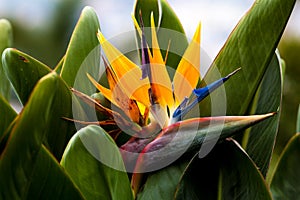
[70,13,275,195]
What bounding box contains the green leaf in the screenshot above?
[134,0,188,72]
[240,53,282,177]
[270,133,300,199]
[60,6,100,95]
[134,0,159,28]
[0,145,84,199]
[54,55,65,74]
[137,161,188,200]
[0,95,16,138]
[296,104,300,133]
[0,19,13,100]
[158,0,189,71]
[2,48,51,105]
[175,140,272,200]
[24,146,84,199]
[0,117,17,155]
[127,113,275,194]
[61,125,134,200]
[200,0,296,116]
[0,72,84,199]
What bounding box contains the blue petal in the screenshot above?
[172,97,189,121]
[193,67,241,102]
[171,68,240,123]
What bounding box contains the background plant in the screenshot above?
[0,0,299,199]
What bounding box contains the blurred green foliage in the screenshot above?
[6,0,81,68]
[277,37,300,153]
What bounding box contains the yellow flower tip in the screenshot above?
[150,12,155,28]
[131,13,142,37]
[164,40,171,64]
[86,73,99,88]
[97,30,106,45]
[193,22,202,44]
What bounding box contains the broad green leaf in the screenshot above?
[2,48,51,105]
[297,104,300,133]
[60,6,100,95]
[0,95,16,138]
[61,125,134,200]
[0,117,17,155]
[128,113,275,194]
[137,161,188,200]
[157,0,189,71]
[54,55,65,74]
[134,0,159,29]
[24,146,84,199]
[270,133,300,199]
[240,53,282,177]
[175,140,272,200]
[0,145,84,199]
[0,19,13,100]
[199,0,296,116]
[134,0,188,71]
[0,72,83,199]
[0,96,17,155]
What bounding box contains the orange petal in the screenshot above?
[87,73,114,104]
[173,23,201,103]
[149,14,174,109]
[87,73,141,123]
[97,31,150,106]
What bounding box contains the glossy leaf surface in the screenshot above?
[0,19,13,100]
[175,140,272,200]
[0,96,16,139]
[0,72,83,199]
[60,6,100,95]
[199,0,296,116]
[61,125,134,200]
[134,0,188,72]
[270,133,300,199]
[241,53,282,177]
[2,48,51,105]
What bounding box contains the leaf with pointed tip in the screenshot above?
[175,140,272,200]
[2,48,51,105]
[199,0,296,116]
[134,0,188,71]
[240,53,282,177]
[61,125,134,200]
[0,72,84,199]
[0,19,13,100]
[60,6,100,95]
[128,113,275,194]
[270,133,300,199]
[0,95,16,139]
[137,161,189,200]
